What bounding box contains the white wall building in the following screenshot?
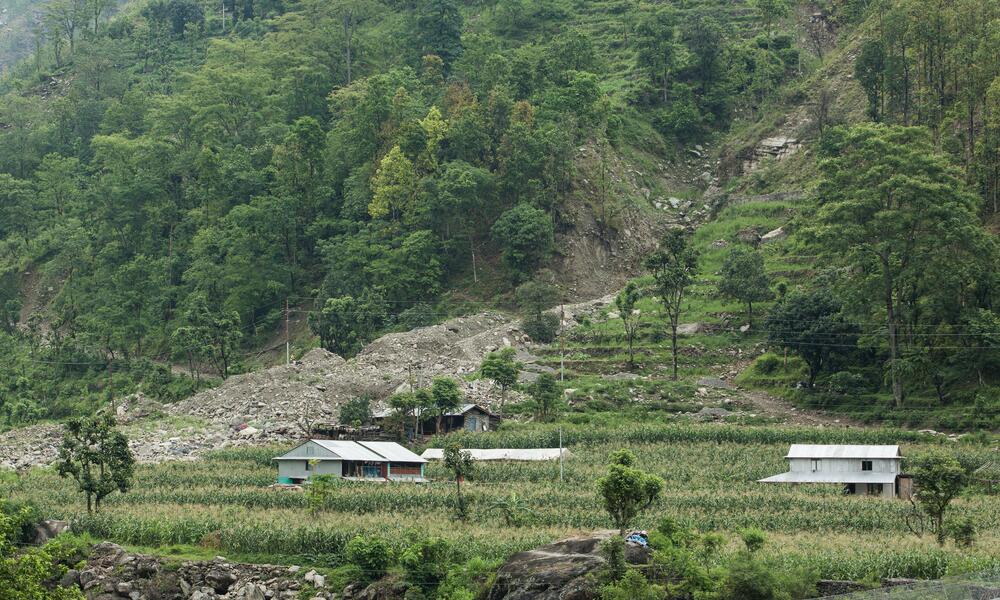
[759,444,906,498]
[274,440,427,484]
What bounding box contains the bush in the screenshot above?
[740,528,767,553]
[948,517,976,548]
[827,371,868,395]
[522,313,559,343]
[400,537,456,592]
[600,569,666,600]
[345,535,393,581]
[755,354,782,375]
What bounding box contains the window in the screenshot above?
[811,459,821,472]
[305,460,312,471]
[862,460,873,471]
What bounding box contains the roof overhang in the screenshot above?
[759,471,898,484]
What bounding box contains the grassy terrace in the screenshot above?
[4,422,998,580]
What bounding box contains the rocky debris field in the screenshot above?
[0,297,614,471]
[63,542,332,600]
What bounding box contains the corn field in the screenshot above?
[3,422,998,580]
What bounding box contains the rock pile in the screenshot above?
[64,542,330,600]
[1,297,613,469]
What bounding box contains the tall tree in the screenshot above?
[480,347,520,416]
[615,282,642,370]
[765,289,857,387]
[596,449,664,535]
[809,124,992,407]
[718,246,771,323]
[634,8,680,104]
[645,229,699,380]
[443,443,475,520]
[416,0,463,68]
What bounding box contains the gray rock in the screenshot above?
[696,377,734,390]
[760,226,787,244]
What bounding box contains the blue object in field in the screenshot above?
[277,476,294,484]
[626,533,649,547]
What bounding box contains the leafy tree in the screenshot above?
[615,282,642,370]
[855,40,885,122]
[491,203,554,283]
[516,280,561,342]
[529,372,562,421]
[369,145,418,220]
[416,0,463,68]
[765,289,857,387]
[480,347,521,416]
[718,246,771,323]
[310,296,365,358]
[346,535,393,581]
[430,377,463,433]
[750,0,790,39]
[443,443,475,520]
[55,414,135,513]
[634,7,680,104]
[645,229,700,380]
[906,450,968,545]
[809,124,993,407]
[596,449,664,535]
[339,396,372,426]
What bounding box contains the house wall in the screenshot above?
[789,457,899,475]
[389,462,424,480]
[278,459,342,482]
[854,482,896,499]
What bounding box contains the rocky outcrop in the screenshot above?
[741,136,802,172]
[486,533,650,600]
[66,543,330,600]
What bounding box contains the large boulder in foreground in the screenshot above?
[486,533,650,600]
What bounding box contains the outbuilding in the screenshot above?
[759,444,905,498]
[273,440,427,484]
[421,448,570,461]
[373,403,498,435]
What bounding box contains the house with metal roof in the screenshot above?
[372,403,498,435]
[759,444,908,498]
[273,440,427,484]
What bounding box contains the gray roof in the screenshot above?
[759,471,898,484]
[421,448,568,461]
[357,441,427,463]
[785,444,901,459]
[274,440,424,463]
[373,403,494,419]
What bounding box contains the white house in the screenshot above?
[274,440,427,484]
[759,444,907,498]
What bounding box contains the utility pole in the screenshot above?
[285,297,290,366]
[559,426,564,482]
[559,300,565,381]
[221,0,226,32]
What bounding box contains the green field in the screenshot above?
[5,421,998,582]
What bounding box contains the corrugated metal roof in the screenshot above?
[421,448,569,461]
[759,471,898,484]
[309,440,386,461]
[372,403,494,419]
[357,441,427,463]
[785,444,901,459]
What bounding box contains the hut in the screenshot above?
[273,440,427,484]
[759,444,905,498]
[373,403,498,435]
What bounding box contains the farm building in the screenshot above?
[759,444,908,499]
[373,403,498,435]
[273,440,427,484]
[421,448,570,461]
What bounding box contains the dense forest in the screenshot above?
[0,0,998,428]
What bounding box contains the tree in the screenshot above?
[529,372,562,421]
[718,246,771,322]
[907,450,968,546]
[369,145,418,220]
[443,442,475,520]
[809,124,991,407]
[765,289,857,387]
[645,229,700,380]
[855,40,886,122]
[750,0,790,39]
[634,7,680,104]
[416,0,463,68]
[430,377,463,433]
[333,0,379,84]
[596,449,664,535]
[309,296,364,357]
[339,396,372,426]
[616,282,642,370]
[55,414,135,513]
[480,347,521,416]
[490,203,554,283]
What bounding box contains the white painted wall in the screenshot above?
[278,459,342,481]
[789,457,899,475]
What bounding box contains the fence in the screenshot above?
[819,569,1000,600]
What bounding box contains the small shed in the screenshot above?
[421,448,569,461]
[759,444,904,498]
[273,439,427,484]
[373,403,498,435]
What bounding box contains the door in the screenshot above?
[363,464,380,478]
[465,416,478,432]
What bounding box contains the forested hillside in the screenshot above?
[0,0,808,424]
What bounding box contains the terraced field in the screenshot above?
[5,422,998,581]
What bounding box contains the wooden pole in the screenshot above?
[559,426,564,482]
[285,297,290,366]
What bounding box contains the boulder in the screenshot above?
[32,519,70,544]
[486,533,650,600]
[760,226,787,244]
[695,377,734,390]
[676,323,705,335]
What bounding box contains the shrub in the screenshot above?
[827,371,868,395]
[755,354,782,375]
[522,313,559,343]
[949,517,976,548]
[740,528,767,553]
[345,535,393,581]
[600,569,666,600]
[599,536,626,582]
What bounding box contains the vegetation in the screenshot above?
[596,449,664,535]
[55,414,135,513]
